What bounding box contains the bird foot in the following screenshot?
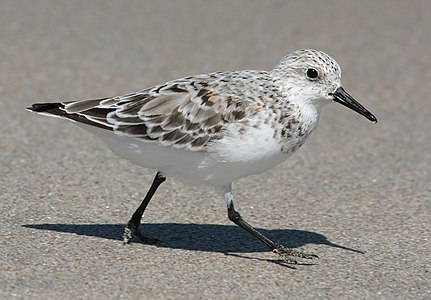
[123,222,159,245]
[272,244,319,264]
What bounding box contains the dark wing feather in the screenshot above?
[28,71,270,151]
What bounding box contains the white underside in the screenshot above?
[78,122,290,188]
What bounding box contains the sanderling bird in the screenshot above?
[27,49,377,264]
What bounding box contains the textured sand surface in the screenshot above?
[1,1,430,299]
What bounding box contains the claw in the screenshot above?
[123,226,133,244]
[123,222,159,245]
[273,246,319,263]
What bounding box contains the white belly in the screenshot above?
[78,122,290,187]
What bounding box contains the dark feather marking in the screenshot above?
[116,124,149,136]
[190,106,203,123]
[118,99,150,115]
[153,84,166,94]
[148,125,165,135]
[117,93,149,104]
[169,85,188,93]
[203,113,222,128]
[64,99,108,113]
[232,109,245,120]
[200,94,215,107]
[176,134,195,146]
[191,136,210,148]
[163,129,186,142]
[109,114,144,125]
[28,102,65,113]
[81,107,113,119]
[163,110,185,129]
[211,125,223,134]
[184,120,201,132]
[142,94,178,113]
[199,81,209,88]
[28,102,112,130]
[64,113,113,130]
[145,114,167,125]
[196,88,208,98]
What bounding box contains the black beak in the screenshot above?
[330,87,377,123]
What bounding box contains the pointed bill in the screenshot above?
[331,87,377,123]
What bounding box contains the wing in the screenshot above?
[28,71,268,151]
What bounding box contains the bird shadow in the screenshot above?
[22,222,363,254]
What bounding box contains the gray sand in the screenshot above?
[1,1,430,299]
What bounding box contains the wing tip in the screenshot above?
[27,101,115,131]
[26,102,63,113]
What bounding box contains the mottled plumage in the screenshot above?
[27,49,377,264]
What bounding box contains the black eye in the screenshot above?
[306,68,319,79]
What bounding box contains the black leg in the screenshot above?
[227,202,280,250]
[123,171,166,244]
[224,185,318,264]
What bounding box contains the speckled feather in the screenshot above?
[57,70,280,152]
[28,49,376,186]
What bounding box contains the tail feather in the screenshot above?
[27,102,113,130]
[27,102,65,114]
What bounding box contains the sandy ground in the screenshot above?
[1,1,430,299]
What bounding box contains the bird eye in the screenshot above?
[306,68,319,80]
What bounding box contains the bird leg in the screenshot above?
[123,171,166,244]
[224,184,318,264]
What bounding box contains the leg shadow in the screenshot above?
[23,223,363,254]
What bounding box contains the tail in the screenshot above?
[27,102,67,116]
[27,100,113,130]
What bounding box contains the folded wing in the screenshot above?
[28,72,251,151]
